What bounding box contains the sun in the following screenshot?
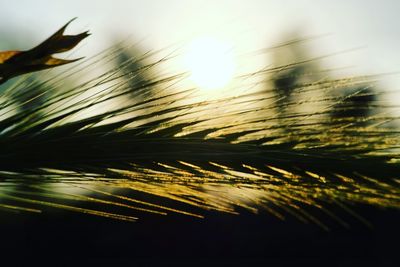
[184,36,235,90]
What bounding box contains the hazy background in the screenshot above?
[1,0,400,90]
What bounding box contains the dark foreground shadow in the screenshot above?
[0,204,398,266]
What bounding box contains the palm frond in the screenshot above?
[0,32,399,228]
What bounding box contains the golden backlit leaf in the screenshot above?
[0,51,21,63]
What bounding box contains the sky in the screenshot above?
[1,0,400,91]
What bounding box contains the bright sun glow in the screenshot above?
[184,37,235,90]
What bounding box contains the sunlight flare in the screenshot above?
[184,36,235,90]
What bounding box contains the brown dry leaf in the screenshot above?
[0,18,89,84]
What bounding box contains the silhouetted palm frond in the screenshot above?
[0,24,399,229]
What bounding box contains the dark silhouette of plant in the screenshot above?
[0,18,88,85]
[0,21,398,228]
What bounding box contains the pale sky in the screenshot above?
[1,0,400,90]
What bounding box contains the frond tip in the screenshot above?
[0,18,89,84]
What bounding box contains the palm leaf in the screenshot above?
[0,23,399,229]
[0,18,89,85]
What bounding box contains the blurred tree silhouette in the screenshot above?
[269,34,380,129]
[330,86,377,121]
[114,46,152,97]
